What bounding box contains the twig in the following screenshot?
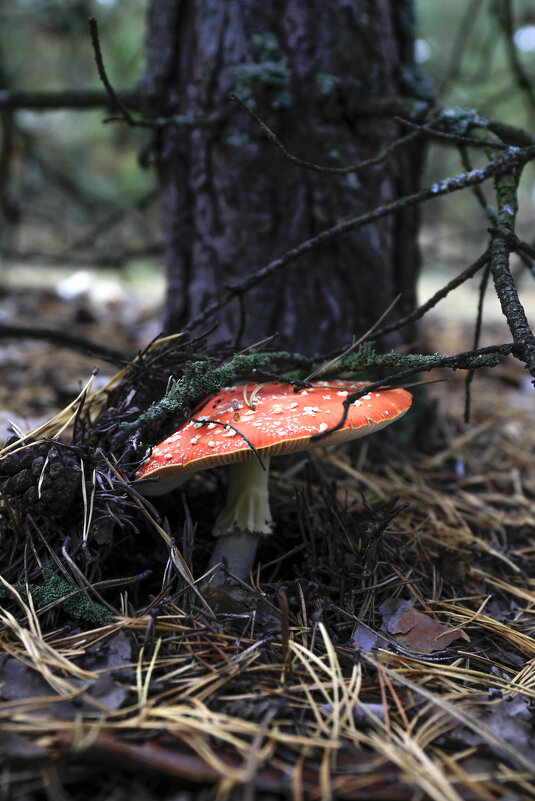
[304,295,401,381]
[436,0,485,96]
[230,93,426,174]
[373,250,490,340]
[459,144,497,224]
[57,190,157,256]
[0,243,163,267]
[487,140,535,379]
[187,415,267,471]
[395,115,510,150]
[88,17,136,127]
[185,146,533,334]
[464,262,491,424]
[312,343,516,442]
[495,0,535,112]
[0,88,138,111]
[0,324,127,362]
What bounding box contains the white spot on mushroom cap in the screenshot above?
[318,422,328,433]
[337,391,348,396]
[190,435,201,445]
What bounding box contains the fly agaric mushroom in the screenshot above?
[136,381,412,580]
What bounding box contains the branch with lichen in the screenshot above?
[127,342,514,434]
[313,342,516,441]
[465,124,535,379]
[488,154,535,377]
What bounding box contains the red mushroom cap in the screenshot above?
[136,381,412,493]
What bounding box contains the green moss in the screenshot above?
[233,31,292,110]
[316,73,341,96]
[0,566,111,624]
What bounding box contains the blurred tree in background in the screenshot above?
[140,0,424,352]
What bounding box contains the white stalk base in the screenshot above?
[208,456,272,581]
[208,531,260,580]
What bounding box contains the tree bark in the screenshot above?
[142,0,425,354]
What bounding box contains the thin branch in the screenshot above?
[459,144,497,224]
[464,262,491,424]
[437,0,485,96]
[0,324,128,362]
[488,157,535,379]
[486,119,534,147]
[0,243,163,267]
[373,250,490,340]
[305,295,401,381]
[460,143,535,279]
[188,415,266,471]
[0,88,138,111]
[0,87,226,131]
[57,190,158,256]
[312,343,516,442]
[230,93,426,174]
[495,0,535,112]
[395,116,510,151]
[88,17,136,127]
[185,145,534,333]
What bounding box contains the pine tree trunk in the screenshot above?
[142,0,424,354]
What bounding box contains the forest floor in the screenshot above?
[0,279,534,801]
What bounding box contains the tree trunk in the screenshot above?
[142,0,425,354]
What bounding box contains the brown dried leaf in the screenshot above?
[380,598,468,653]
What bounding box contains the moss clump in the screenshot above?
[0,566,111,624]
[233,32,292,110]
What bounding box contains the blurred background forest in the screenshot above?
[0,0,534,431]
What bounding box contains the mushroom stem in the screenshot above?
[208,532,261,580]
[209,456,272,579]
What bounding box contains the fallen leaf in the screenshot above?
[460,695,535,763]
[379,598,468,653]
[0,631,132,717]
